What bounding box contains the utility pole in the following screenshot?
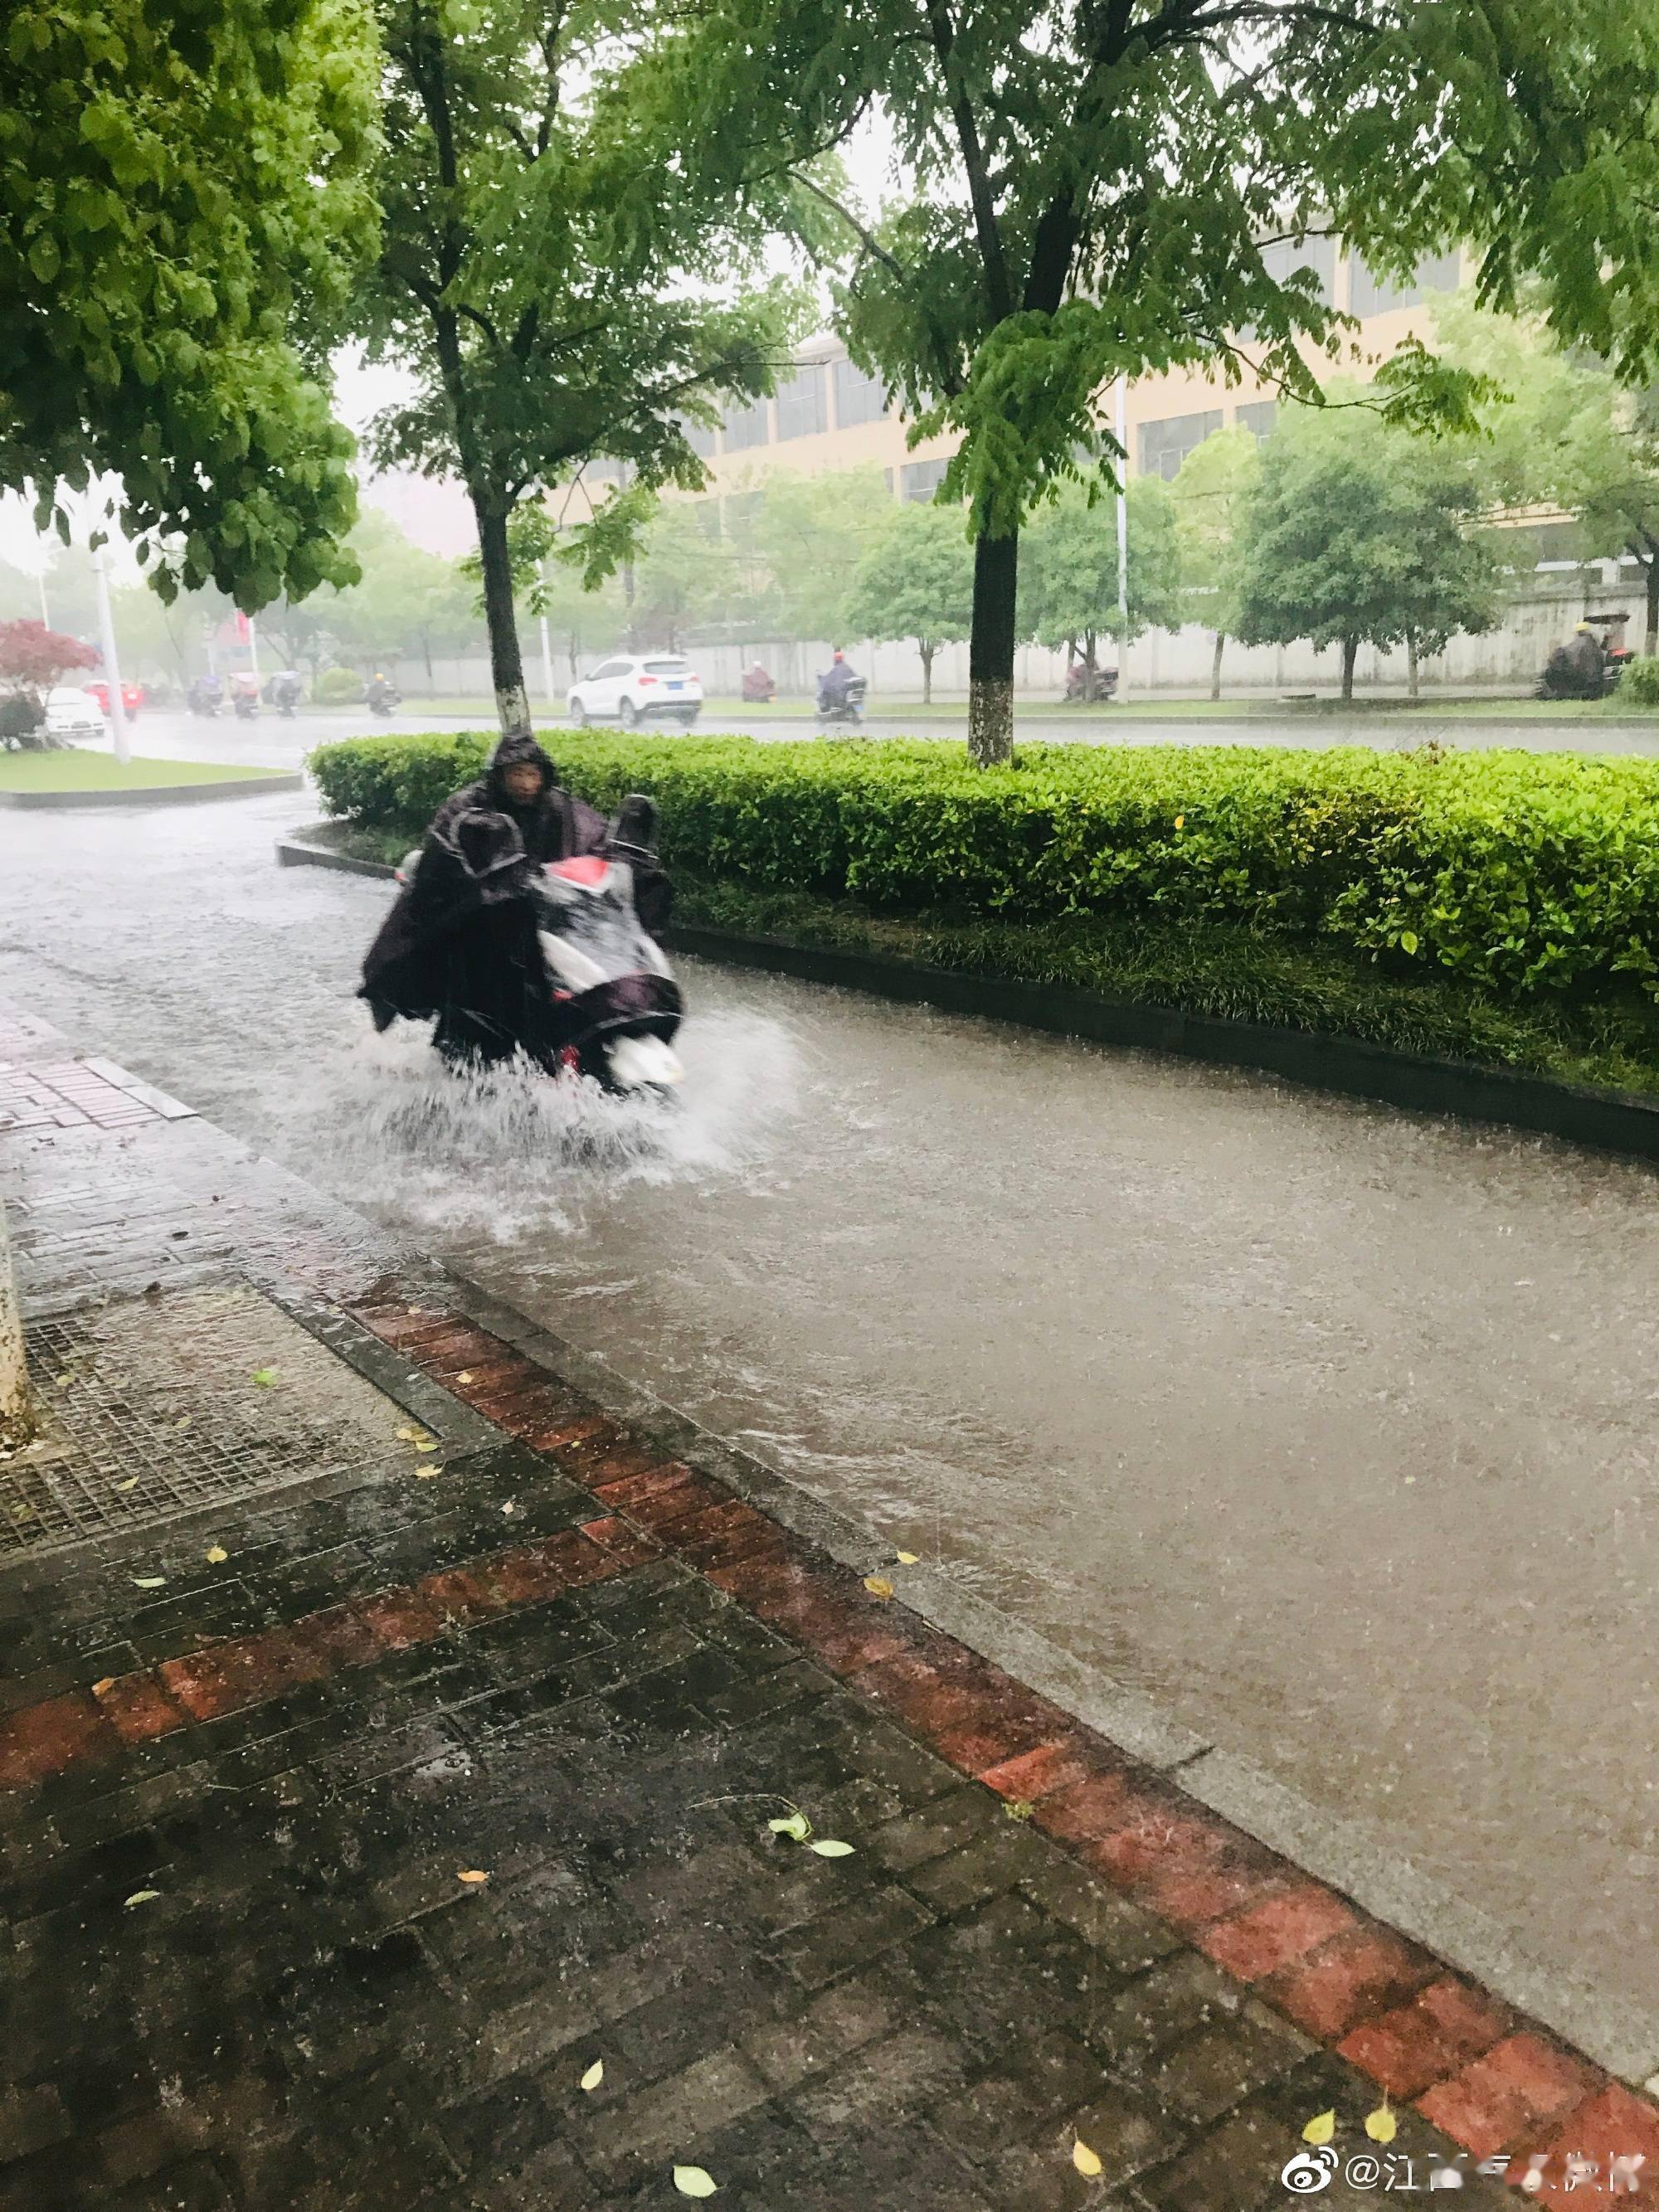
[91,543,131,766]
[248,615,260,685]
[36,570,49,627]
[538,561,557,703]
[1115,377,1131,704]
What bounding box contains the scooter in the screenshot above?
[815,675,868,735]
[393,825,684,1098]
[187,680,221,719]
[232,688,259,722]
[367,683,401,719]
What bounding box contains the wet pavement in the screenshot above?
[6,1013,1575,2210]
[2,792,1657,2066]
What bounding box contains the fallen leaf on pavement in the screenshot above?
[894,1550,920,1566]
[1365,2103,1397,2145]
[132,1577,167,1589]
[1073,2139,1103,2176]
[11,1503,32,1521]
[673,2167,718,2199]
[124,1890,160,1908]
[251,1369,277,1388]
[114,1476,139,1492]
[862,1575,894,1601]
[457,1869,490,1884]
[1302,2112,1336,2146]
[580,2060,603,2092]
[767,1813,810,1843]
[456,1370,475,1385]
[176,1415,192,1431]
[809,1840,854,1858]
[502,1502,517,1516]
[1004,1801,1035,1822]
[204,1544,228,1564]
[91,1678,115,1696]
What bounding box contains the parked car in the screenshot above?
[45,686,105,739]
[567,654,703,729]
[84,679,144,718]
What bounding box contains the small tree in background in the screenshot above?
[0,620,99,747]
[757,469,894,649]
[1023,479,1181,688]
[1233,402,1501,700]
[1171,427,1262,701]
[841,501,975,702]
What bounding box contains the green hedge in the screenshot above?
[308,730,1659,1004]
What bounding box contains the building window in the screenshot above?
[900,458,951,503]
[883,467,894,496]
[722,396,771,451]
[834,355,889,428]
[679,417,718,459]
[1234,401,1277,440]
[1258,234,1336,304]
[1138,411,1223,481]
[1350,249,1462,318]
[776,364,828,440]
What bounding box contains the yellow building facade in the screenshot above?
[659,246,1464,508]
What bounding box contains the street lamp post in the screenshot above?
[538,562,557,704]
[91,543,131,766]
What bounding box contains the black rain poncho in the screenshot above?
[358,733,668,1069]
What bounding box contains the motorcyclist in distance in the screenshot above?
[816,649,859,713]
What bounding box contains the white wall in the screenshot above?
[383,576,1607,704]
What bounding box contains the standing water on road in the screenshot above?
[3,794,1659,2050]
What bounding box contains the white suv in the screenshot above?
[567,654,703,730]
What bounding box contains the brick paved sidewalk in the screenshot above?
[2,1005,1652,2208]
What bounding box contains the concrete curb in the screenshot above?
[275,822,1659,1168]
[2,772,304,810]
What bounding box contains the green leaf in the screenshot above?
[251,1368,278,1388]
[767,1813,810,1842]
[808,1839,854,1858]
[673,2166,718,2198]
[1399,931,1419,955]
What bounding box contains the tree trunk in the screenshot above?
[1407,630,1419,700]
[471,494,531,739]
[0,1204,29,1451]
[919,640,934,706]
[968,527,1018,766]
[1210,631,1225,703]
[1646,557,1659,658]
[1083,629,1097,678]
[421,629,435,690]
[1340,635,1359,702]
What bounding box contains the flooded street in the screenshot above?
[4,791,1658,2047]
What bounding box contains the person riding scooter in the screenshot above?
[187,673,223,718]
[742,660,776,703]
[816,649,859,713]
[366,672,401,717]
[358,732,671,1073]
[268,670,303,718]
[230,671,260,720]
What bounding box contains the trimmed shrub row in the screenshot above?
[307,730,1659,1002]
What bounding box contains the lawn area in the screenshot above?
[0,751,280,792]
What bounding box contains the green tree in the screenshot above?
[357,1,798,738]
[2,0,377,604]
[1170,428,1263,701]
[841,499,974,701]
[322,510,482,685]
[755,468,893,644]
[1432,294,1659,654]
[643,0,1659,763]
[1023,479,1180,686]
[1232,404,1501,699]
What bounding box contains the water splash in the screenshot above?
[306,1006,807,1242]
